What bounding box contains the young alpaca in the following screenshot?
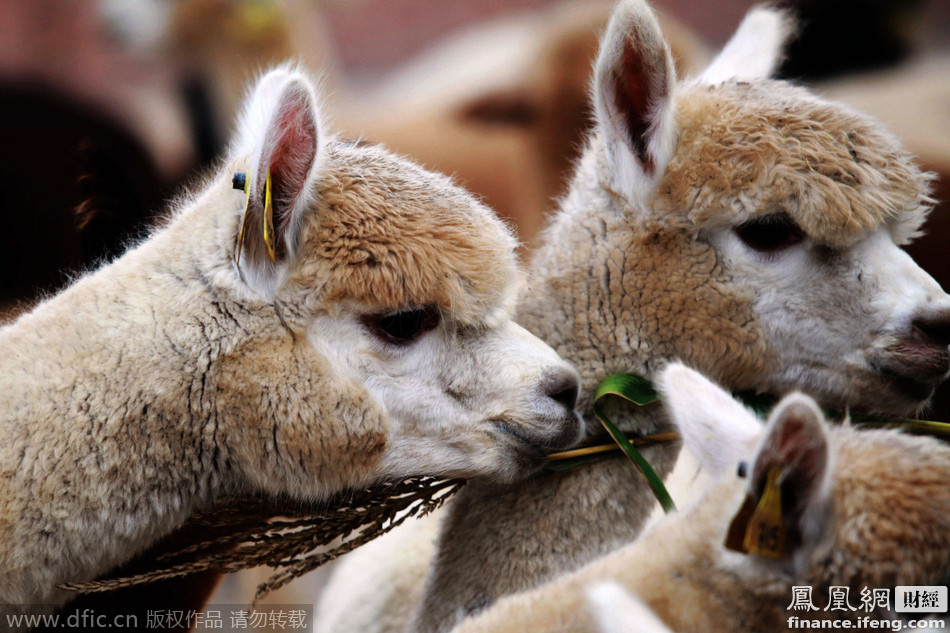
[0,66,583,609]
[316,2,950,632]
[448,364,950,633]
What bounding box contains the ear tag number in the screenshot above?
[725,466,787,558]
[262,169,277,264]
[234,170,252,265]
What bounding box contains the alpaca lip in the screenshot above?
[492,420,543,450]
[491,420,549,469]
[874,347,949,402]
[492,414,583,451]
[892,338,950,374]
[880,340,950,387]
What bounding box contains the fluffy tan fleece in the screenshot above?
[660,81,932,247]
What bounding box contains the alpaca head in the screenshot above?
[583,1,949,415]
[225,66,583,484]
[661,363,950,604]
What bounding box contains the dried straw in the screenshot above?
[54,427,685,601]
[58,477,464,601]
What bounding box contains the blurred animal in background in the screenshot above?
[330,1,709,245]
[116,0,709,244]
[101,0,306,167]
[448,364,950,633]
[0,82,167,322]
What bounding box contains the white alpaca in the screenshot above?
[0,65,583,610]
[448,364,950,633]
[316,2,950,631]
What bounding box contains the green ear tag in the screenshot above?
[235,170,253,264]
[262,169,277,264]
[725,466,787,558]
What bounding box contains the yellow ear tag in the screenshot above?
[743,466,787,558]
[262,169,277,264]
[234,170,253,265]
[725,466,787,558]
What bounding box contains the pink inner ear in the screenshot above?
[780,416,827,470]
[265,86,318,244]
[755,411,828,498]
[613,38,666,175]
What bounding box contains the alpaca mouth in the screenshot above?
[872,344,950,403]
[491,420,552,471]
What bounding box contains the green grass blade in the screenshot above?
[848,414,950,439]
[594,373,659,406]
[593,374,675,513]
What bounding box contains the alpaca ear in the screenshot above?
[700,6,796,85]
[750,393,831,527]
[658,363,763,477]
[592,0,677,208]
[728,393,831,564]
[232,66,325,299]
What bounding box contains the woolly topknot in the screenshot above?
[658,80,933,247]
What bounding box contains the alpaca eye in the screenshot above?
[362,307,441,345]
[734,214,805,254]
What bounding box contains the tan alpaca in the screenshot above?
[316,2,950,632]
[448,364,950,633]
[0,65,583,610]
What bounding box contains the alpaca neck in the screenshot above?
[0,177,257,602]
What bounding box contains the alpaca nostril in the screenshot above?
[541,370,580,412]
[912,313,950,349]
